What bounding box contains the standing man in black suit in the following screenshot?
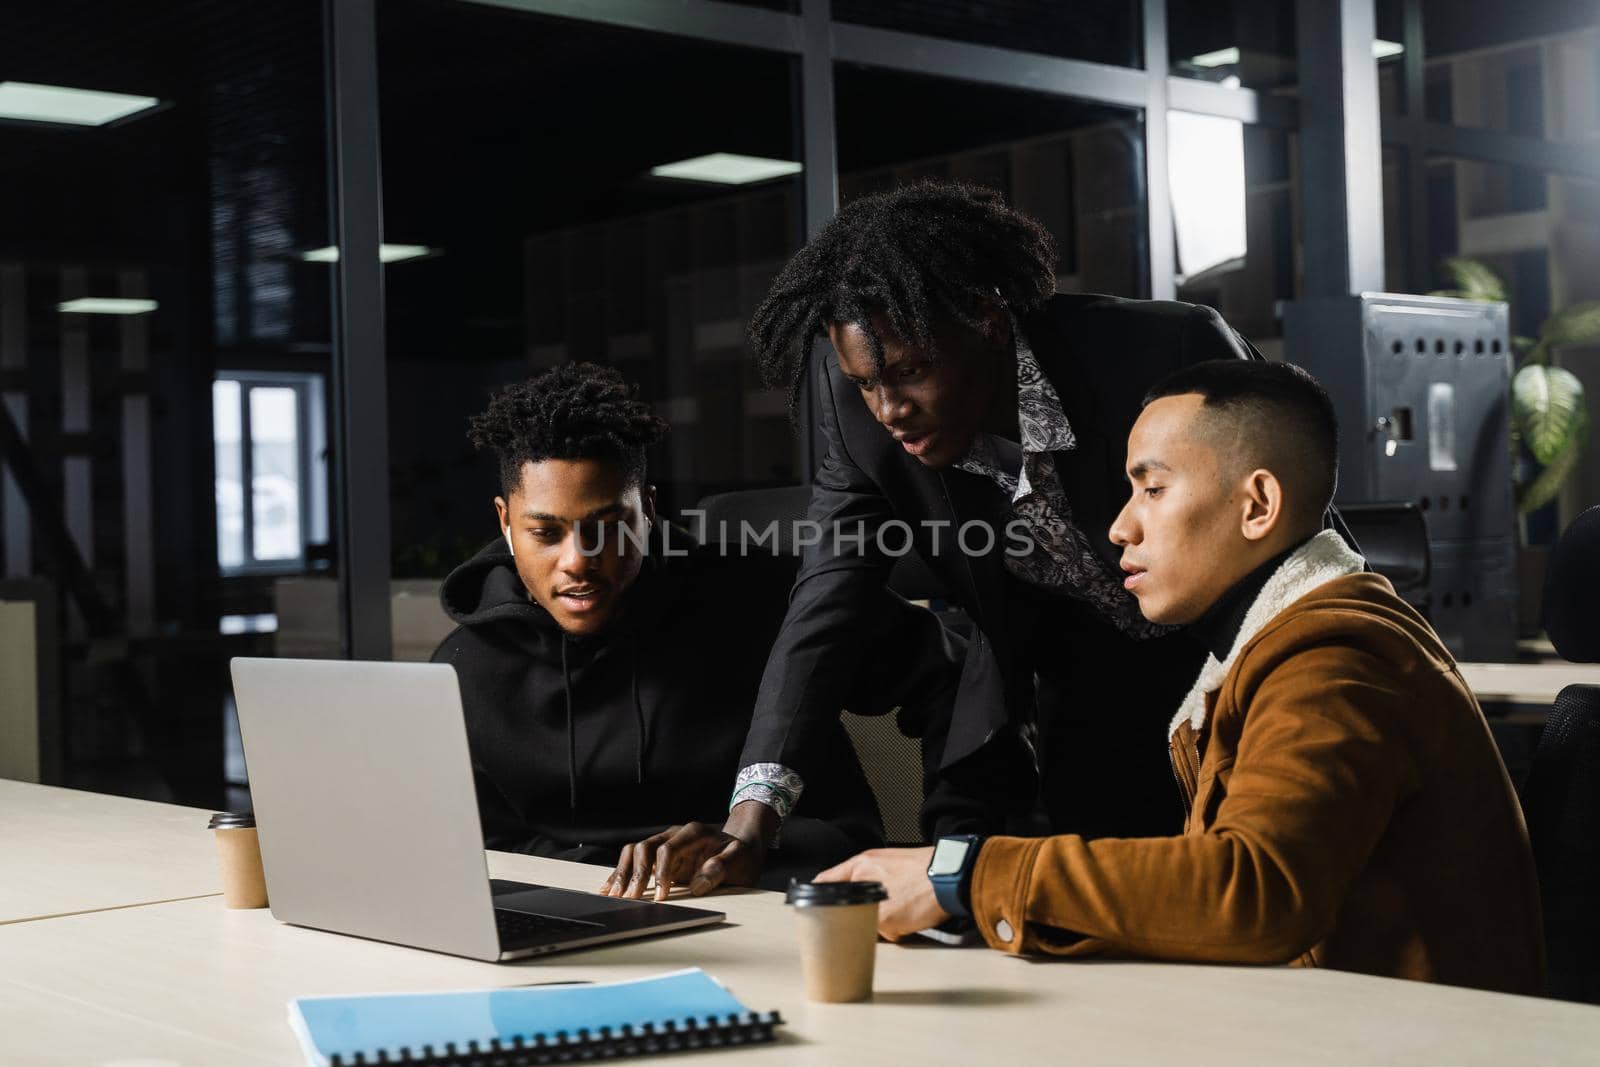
[606,179,1258,900]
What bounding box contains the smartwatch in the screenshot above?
[927,834,984,919]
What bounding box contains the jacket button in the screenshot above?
[994,918,1014,943]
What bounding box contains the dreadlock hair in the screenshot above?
[467,362,669,497]
[748,179,1059,420]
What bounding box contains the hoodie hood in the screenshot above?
[440,536,544,629]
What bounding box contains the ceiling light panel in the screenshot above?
[649,153,803,185]
[58,298,159,315]
[0,81,159,126]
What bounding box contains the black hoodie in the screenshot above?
[432,525,886,870]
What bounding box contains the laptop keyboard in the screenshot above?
[494,908,602,948]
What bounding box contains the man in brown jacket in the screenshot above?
[819,359,1544,995]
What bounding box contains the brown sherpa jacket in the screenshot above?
[970,531,1544,995]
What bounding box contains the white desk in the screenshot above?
[1458,662,1600,706]
[0,779,220,924]
[4,842,1599,1065]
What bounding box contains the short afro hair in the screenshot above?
[468,362,669,496]
[748,179,1058,419]
[1143,359,1340,523]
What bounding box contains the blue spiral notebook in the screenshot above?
[287,968,782,1066]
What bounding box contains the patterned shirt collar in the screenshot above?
[953,331,1074,494]
[1013,335,1075,454]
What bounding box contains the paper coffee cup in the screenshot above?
[785,880,887,1002]
[208,812,268,909]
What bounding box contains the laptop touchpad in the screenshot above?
[491,880,650,918]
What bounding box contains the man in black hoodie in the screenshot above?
[433,363,945,891]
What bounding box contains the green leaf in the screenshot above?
[1517,424,1589,515]
[1437,258,1507,303]
[1512,364,1588,464]
[1539,300,1600,352]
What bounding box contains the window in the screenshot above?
[1170,118,1297,346]
[213,372,328,574]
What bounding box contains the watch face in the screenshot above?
[928,837,971,877]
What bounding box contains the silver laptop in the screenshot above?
[230,657,725,962]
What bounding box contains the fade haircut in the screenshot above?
[747,179,1059,419]
[468,362,669,497]
[1143,360,1339,522]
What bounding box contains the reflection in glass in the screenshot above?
[378,2,804,569]
[0,1,350,806]
[214,380,245,569]
[1382,145,1410,292]
[249,387,301,562]
[1407,154,1600,331]
[1374,0,1409,115]
[833,0,1139,67]
[1168,0,1296,90]
[1405,2,1596,134]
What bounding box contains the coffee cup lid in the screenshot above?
[785,879,887,906]
[207,812,256,830]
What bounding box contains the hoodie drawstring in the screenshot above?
[560,636,577,810]
[560,632,651,809]
[632,638,648,785]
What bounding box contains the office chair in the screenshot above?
[693,486,812,556]
[1334,502,1432,614]
[1520,505,1600,1003]
[839,710,926,845]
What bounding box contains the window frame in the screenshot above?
[213,369,327,577]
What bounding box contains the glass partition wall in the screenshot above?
[0,1,333,804]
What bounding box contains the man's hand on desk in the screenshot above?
[817,846,944,941]
[598,800,776,901]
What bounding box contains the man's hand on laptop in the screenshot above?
[598,800,777,901]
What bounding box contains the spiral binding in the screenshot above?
[325,1010,784,1066]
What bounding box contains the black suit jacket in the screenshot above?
[740,293,1258,837]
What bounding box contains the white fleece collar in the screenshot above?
[1168,530,1366,739]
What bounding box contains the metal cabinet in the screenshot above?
[1285,293,1517,660]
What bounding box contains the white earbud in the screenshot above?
[504,526,514,556]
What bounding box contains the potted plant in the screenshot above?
[1431,258,1596,517]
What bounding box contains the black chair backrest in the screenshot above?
[1544,505,1600,664]
[1335,502,1431,600]
[693,486,812,556]
[1520,683,1600,1003]
[693,487,949,601]
[1520,508,1600,1001]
